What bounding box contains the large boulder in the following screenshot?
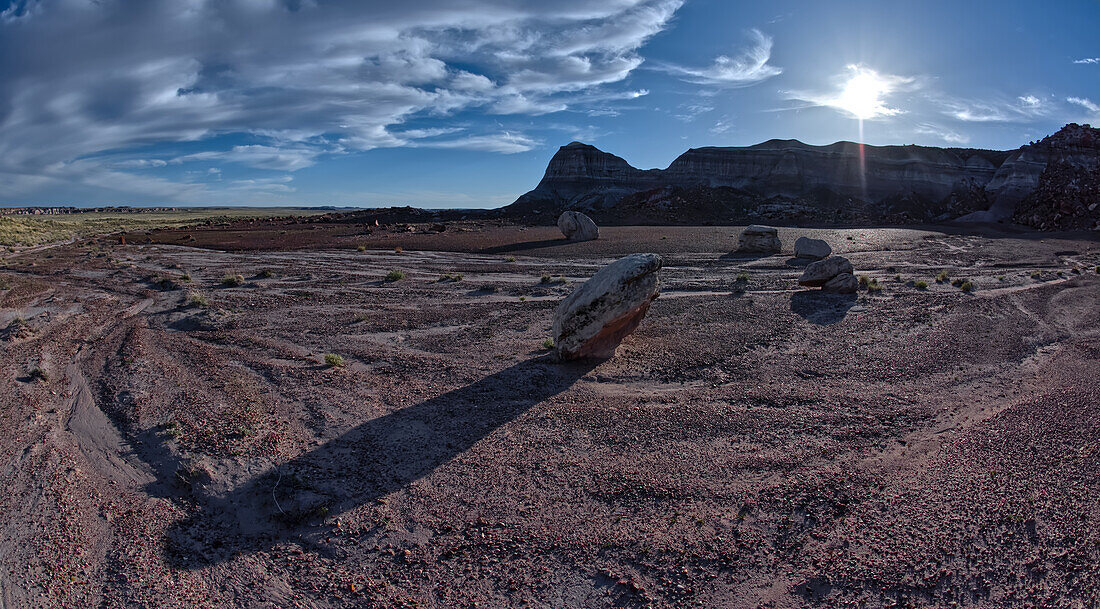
[822,272,858,293]
[794,236,831,260]
[553,253,662,360]
[798,256,854,287]
[557,211,599,241]
[737,225,781,253]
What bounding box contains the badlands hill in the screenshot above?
[504,123,1100,228]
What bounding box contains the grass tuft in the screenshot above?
[542,338,555,350]
[384,270,405,282]
[323,353,344,368]
[221,273,245,287]
[914,280,929,290]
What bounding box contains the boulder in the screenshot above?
[557,211,599,241]
[794,236,831,260]
[822,273,858,293]
[553,253,662,360]
[798,256,854,287]
[737,225,781,253]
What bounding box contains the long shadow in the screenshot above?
[164,356,596,568]
[790,290,857,325]
[479,238,571,254]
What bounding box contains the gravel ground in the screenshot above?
[0,224,1098,608]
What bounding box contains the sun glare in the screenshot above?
[831,65,903,120]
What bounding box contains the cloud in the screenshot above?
[656,29,782,86]
[785,64,915,120]
[0,0,683,202]
[914,123,970,145]
[939,94,1052,122]
[1067,96,1100,114]
[1073,57,1100,65]
[414,132,540,154]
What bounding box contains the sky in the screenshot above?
[0,0,1098,208]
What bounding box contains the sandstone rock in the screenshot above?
[822,273,858,293]
[737,225,781,253]
[799,256,854,287]
[553,253,661,360]
[557,211,599,241]
[794,236,831,260]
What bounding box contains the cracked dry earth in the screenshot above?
[1,225,1098,609]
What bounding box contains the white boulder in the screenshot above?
[557,211,599,241]
[794,236,832,260]
[737,225,781,253]
[552,253,662,360]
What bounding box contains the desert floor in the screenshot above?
[1,223,1098,608]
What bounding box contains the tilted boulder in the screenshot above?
[737,225,781,253]
[553,253,662,360]
[557,211,599,241]
[794,236,832,260]
[798,256,854,287]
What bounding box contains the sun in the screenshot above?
[831,65,904,120]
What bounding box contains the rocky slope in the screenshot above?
[506,124,1100,227]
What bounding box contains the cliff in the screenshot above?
[505,124,1100,227]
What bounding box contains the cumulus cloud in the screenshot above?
[0,0,683,202]
[656,29,782,86]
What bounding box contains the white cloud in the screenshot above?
[414,132,540,154]
[0,0,683,202]
[1073,57,1100,65]
[914,123,970,145]
[1067,96,1100,114]
[938,94,1050,122]
[656,29,782,86]
[785,64,915,120]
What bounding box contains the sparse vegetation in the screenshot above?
[323,353,344,368]
[914,280,929,290]
[866,278,883,292]
[735,272,750,282]
[28,366,49,383]
[478,284,498,293]
[187,292,211,308]
[542,338,555,350]
[506,256,516,262]
[356,244,366,252]
[518,296,526,302]
[935,270,950,283]
[997,275,1005,281]
[539,274,565,284]
[438,273,463,282]
[384,270,405,282]
[960,281,974,292]
[353,312,369,323]
[221,273,245,287]
[1031,271,1042,279]
[394,246,403,253]
[257,268,275,278]
[858,275,870,288]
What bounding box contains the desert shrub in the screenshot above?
[257,268,275,278]
[438,273,463,282]
[935,270,949,283]
[187,292,211,307]
[323,353,344,367]
[867,279,883,292]
[29,366,49,382]
[394,246,403,253]
[914,280,929,290]
[478,284,498,293]
[858,275,870,288]
[221,273,244,287]
[542,338,555,350]
[735,272,750,282]
[506,256,516,262]
[519,296,526,302]
[1031,271,1041,279]
[356,245,366,252]
[960,281,974,292]
[384,270,405,282]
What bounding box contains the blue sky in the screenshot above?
[0,0,1097,208]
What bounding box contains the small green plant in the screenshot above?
[257,268,275,278]
[914,280,929,290]
[29,366,49,383]
[221,273,244,287]
[894,274,902,282]
[187,292,211,307]
[542,338,555,350]
[1031,271,1041,279]
[179,271,192,282]
[384,270,405,282]
[867,279,883,292]
[960,281,973,292]
[506,256,516,262]
[736,272,750,282]
[356,244,366,252]
[164,420,182,438]
[518,296,527,302]
[935,270,949,283]
[540,274,552,284]
[394,246,403,253]
[997,275,1005,281]
[538,274,565,284]
[858,275,870,288]
[438,273,463,282]
[324,353,344,367]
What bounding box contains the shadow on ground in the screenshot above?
[164,355,597,569]
[790,290,857,325]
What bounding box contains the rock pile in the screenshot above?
[552,253,662,360]
[737,225,781,253]
[798,256,858,293]
[557,211,599,241]
[794,236,831,260]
